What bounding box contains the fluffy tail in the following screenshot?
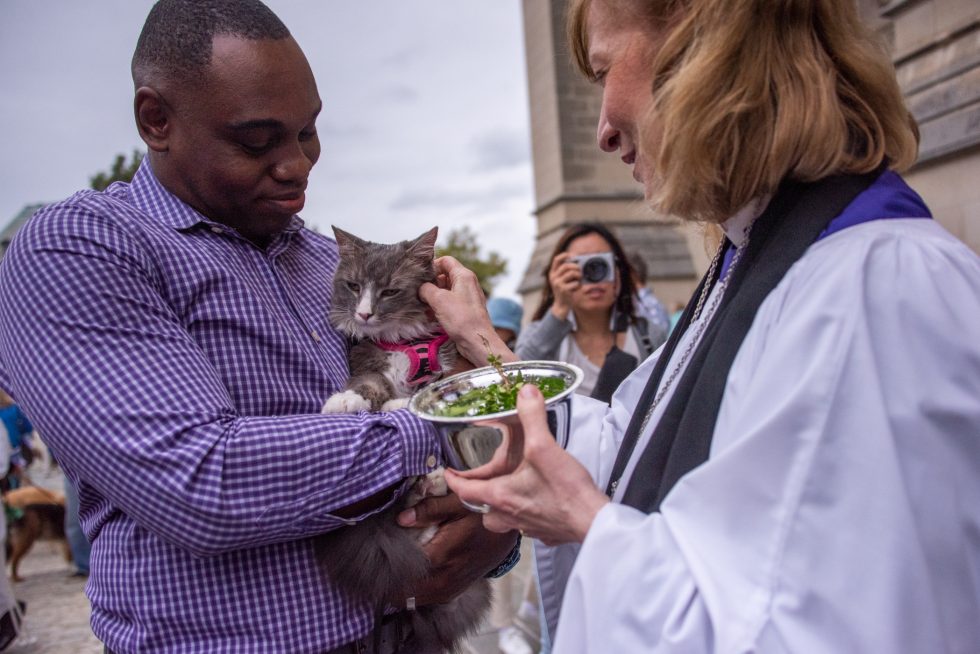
[313,505,429,605]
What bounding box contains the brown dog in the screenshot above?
[4,486,70,582]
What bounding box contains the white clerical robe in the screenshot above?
[536,218,980,653]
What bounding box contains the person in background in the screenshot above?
[667,300,685,335]
[0,1,516,652]
[62,477,90,577]
[421,0,980,650]
[0,391,33,478]
[486,297,524,351]
[0,403,26,652]
[626,251,670,347]
[516,223,662,402]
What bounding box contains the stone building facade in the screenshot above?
[868,0,980,253]
[518,0,980,313]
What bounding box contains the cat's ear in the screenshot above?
[406,226,439,262]
[332,225,366,254]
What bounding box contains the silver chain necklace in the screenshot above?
[608,222,753,496]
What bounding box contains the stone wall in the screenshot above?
[873,0,980,253]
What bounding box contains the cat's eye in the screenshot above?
[346,282,360,293]
[380,289,400,298]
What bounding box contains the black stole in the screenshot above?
[609,171,880,513]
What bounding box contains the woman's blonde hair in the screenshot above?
[568,0,919,222]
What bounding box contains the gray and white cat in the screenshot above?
[316,226,491,653]
[323,225,457,413]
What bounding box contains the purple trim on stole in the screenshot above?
[719,170,932,278]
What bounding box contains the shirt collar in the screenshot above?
[129,159,305,235]
[720,195,770,248]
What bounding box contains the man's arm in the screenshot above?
[0,202,440,556]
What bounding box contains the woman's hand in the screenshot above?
[420,256,518,365]
[445,384,609,546]
[395,493,518,606]
[548,252,581,321]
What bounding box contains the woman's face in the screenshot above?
[587,1,669,198]
[565,232,619,314]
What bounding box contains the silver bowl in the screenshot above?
[409,361,583,511]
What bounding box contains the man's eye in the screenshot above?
[240,142,274,156]
[593,69,607,86]
[380,289,400,298]
[299,128,318,142]
[346,282,360,293]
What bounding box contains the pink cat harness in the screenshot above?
[375,330,451,387]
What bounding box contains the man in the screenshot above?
[626,251,669,350]
[0,1,516,652]
[486,297,524,350]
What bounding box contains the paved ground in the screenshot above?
[4,462,538,653]
[4,463,100,653]
[5,539,100,654]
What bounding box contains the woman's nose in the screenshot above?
[597,107,620,153]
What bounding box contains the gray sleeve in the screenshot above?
[515,311,572,361]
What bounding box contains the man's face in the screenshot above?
[160,35,321,244]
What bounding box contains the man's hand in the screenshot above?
[397,493,518,606]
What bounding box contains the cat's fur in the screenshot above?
[316,226,491,653]
[323,225,457,413]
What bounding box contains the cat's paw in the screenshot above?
[415,466,448,498]
[322,390,371,413]
[380,397,410,412]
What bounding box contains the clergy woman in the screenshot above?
[413,0,980,651]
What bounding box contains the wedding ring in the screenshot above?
[406,596,416,612]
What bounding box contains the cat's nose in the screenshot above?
[357,312,373,321]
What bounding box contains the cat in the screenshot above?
[317,225,491,653]
[323,225,457,413]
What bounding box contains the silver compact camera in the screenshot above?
[570,252,616,283]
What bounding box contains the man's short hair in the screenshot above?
[132,0,290,85]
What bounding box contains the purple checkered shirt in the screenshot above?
[0,161,441,653]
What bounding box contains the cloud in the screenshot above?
[377,85,418,104]
[389,180,529,212]
[470,129,531,172]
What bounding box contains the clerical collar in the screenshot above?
[720,195,771,249]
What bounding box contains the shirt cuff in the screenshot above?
[485,533,522,578]
[385,408,442,477]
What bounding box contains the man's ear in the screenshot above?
[134,87,171,153]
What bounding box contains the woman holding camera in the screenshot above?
[515,222,665,401]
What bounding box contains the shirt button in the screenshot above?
[311,330,321,342]
[210,226,223,234]
[426,454,437,468]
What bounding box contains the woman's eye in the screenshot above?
[346,282,360,293]
[380,289,400,298]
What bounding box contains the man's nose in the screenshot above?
[272,143,315,183]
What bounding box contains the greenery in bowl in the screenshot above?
[432,372,567,417]
[431,335,568,417]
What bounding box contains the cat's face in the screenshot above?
[330,226,439,342]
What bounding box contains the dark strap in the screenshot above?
[590,346,639,404]
[603,269,715,496]
[631,316,656,358]
[615,171,881,512]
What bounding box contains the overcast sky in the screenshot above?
[0,1,536,299]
